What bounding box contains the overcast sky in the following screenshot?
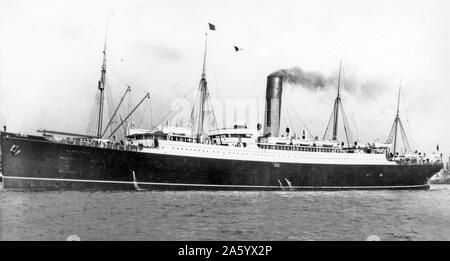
[0,0,449,161]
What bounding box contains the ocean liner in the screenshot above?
[0,32,443,190]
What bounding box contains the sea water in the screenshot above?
[1,183,449,240]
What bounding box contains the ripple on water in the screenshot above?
[1,184,450,240]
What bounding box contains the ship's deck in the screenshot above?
[2,132,443,167]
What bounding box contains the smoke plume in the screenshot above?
[270,67,330,89]
[270,66,387,98]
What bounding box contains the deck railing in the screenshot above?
[51,137,444,166]
[54,137,140,152]
[256,143,389,154]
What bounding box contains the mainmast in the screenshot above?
[322,61,353,145]
[97,35,107,138]
[331,61,342,140]
[196,33,209,141]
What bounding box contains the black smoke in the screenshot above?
[269,66,386,97]
[270,67,330,89]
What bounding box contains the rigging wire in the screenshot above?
[321,65,357,144]
[386,86,413,154]
[118,88,130,135]
[105,79,118,137]
[340,101,356,142]
[128,88,133,125]
[399,119,412,153]
[188,87,200,131]
[279,96,295,135]
[337,66,356,143]
[348,110,361,141]
[137,98,149,128]
[97,51,131,139]
[339,102,354,145]
[149,97,153,128]
[284,96,314,138]
[188,86,201,129]
[86,92,100,136]
[209,46,221,101]
[206,92,220,131]
[400,89,415,150]
[322,104,336,140]
[155,86,196,128]
[282,101,296,136]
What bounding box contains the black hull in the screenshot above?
[0,132,443,190]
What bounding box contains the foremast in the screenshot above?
[97,36,107,138]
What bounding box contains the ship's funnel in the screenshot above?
[264,75,283,137]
